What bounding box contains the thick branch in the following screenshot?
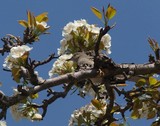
[118,63,160,75]
[1,62,160,111]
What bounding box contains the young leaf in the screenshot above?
[27,11,32,27]
[147,110,156,119]
[27,11,36,28]
[36,24,46,32]
[30,93,39,99]
[36,12,48,22]
[110,122,119,126]
[111,106,120,113]
[149,76,158,86]
[106,4,116,20]
[18,20,28,28]
[131,110,140,119]
[12,67,21,83]
[91,7,102,19]
[136,78,146,87]
[91,99,104,110]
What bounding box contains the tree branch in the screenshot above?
[0,61,160,119]
[31,54,57,69]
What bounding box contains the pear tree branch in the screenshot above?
[0,59,160,119]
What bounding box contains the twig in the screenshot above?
[94,26,111,57]
[31,54,57,69]
[30,83,73,118]
[95,80,116,125]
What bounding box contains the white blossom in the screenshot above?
[10,103,24,121]
[137,102,157,118]
[49,54,74,77]
[10,103,41,121]
[101,34,111,54]
[57,38,68,55]
[59,19,112,55]
[3,45,32,70]
[0,121,7,126]
[90,26,101,34]
[31,113,42,121]
[62,22,76,40]
[36,21,50,29]
[69,101,106,126]
[10,88,41,121]
[156,117,160,121]
[10,45,32,59]
[3,55,16,69]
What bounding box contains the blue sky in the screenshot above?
[0,0,160,126]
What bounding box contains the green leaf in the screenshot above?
[35,12,48,22]
[27,11,36,28]
[111,106,120,113]
[148,37,159,52]
[27,11,32,27]
[110,122,119,126]
[133,98,142,110]
[149,77,158,86]
[30,93,39,99]
[151,122,159,126]
[18,52,29,65]
[77,115,85,126]
[91,99,104,110]
[106,4,117,20]
[147,110,156,119]
[18,20,28,28]
[12,67,21,83]
[36,24,47,32]
[136,78,146,87]
[131,110,140,119]
[91,7,102,19]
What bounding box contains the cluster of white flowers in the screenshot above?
[62,19,99,41]
[138,102,157,118]
[3,45,32,70]
[50,19,111,78]
[69,100,106,126]
[57,19,111,55]
[0,121,7,126]
[10,103,42,121]
[10,89,42,121]
[49,54,75,77]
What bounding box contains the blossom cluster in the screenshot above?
[57,19,111,55]
[50,19,111,77]
[10,89,42,121]
[3,45,32,70]
[69,100,107,126]
[137,101,157,118]
[0,121,6,126]
[49,54,76,77]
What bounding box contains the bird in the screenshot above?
[70,51,103,85]
[70,51,94,70]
